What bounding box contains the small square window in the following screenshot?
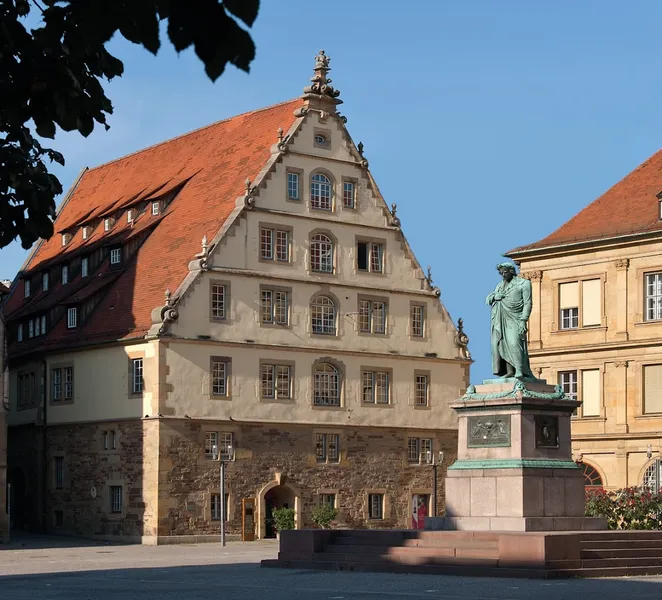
[560,307,579,330]
[357,242,384,273]
[67,307,77,329]
[320,493,336,509]
[408,438,433,464]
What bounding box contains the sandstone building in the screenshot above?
[508,149,662,492]
[3,53,469,542]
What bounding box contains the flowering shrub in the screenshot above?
[585,487,662,530]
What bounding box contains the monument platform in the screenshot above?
[262,529,662,578]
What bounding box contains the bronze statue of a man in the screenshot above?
[486,262,534,379]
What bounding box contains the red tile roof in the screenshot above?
[4,98,301,352]
[508,149,662,255]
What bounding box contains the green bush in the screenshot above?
[271,507,296,532]
[586,487,662,530]
[311,504,338,529]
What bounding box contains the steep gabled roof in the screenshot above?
[4,98,301,351]
[508,149,662,255]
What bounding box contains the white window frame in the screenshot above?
[411,304,425,337]
[415,374,429,407]
[310,173,333,211]
[368,493,384,519]
[261,289,289,326]
[357,241,384,273]
[313,363,340,407]
[358,300,387,334]
[408,437,433,464]
[52,368,62,401]
[310,234,334,273]
[211,359,228,397]
[205,431,219,459]
[260,364,292,399]
[104,218,111,232]
[110,248,121,265]
[315,433,340,463]
[560,307,579,330]
[131,358,144,394]
[287,171,300,201]
[67,307,77,329]
[343,181,356,209]
[646,272,662,321]
[151,201,160,216]
[361,370,390,404]
[211,283,226,321]
[311,295,336,335]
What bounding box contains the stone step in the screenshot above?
[321,544,391,555]
[580,531,662,541]
[386,546,498,564]
[580,539,662,550]
[402,538,498,550]
[549,565,662,578]
[580,556,662,569]
[582,547,662,559]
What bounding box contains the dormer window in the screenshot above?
[127,209,133,223]
[81,256,89,277]
[42,272,49,292]
[82,225,91,240]
[61,265,69,285]
[110,247,122,266]
[151,201,160,216]
[24,279,31,298]
[61,233,70,246]
[17,323,23,343]
[104,218,111,232]
[67,307,77,329]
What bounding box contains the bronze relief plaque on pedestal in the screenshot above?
[467,415,511,447]
[535,415,559,448]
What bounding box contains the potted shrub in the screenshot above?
[311,504,338,529]
[271,507,295,539]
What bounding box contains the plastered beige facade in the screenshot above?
[510,237,662,490]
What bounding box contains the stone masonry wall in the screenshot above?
[159,419,458,537]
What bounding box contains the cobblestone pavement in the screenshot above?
[2,534,662,599]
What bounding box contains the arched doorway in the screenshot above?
[258,478,302,539]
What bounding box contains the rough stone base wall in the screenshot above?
[0,407,7,542]
[7,424,43,533]
[160,419,458,537]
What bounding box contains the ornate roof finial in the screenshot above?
[277,127,283,143]
[300,50,343,113]
[165,288,172,306]
[358,142,364,156]
[389,203,401,228]
[426,265,433,285]
[455,318,471,360]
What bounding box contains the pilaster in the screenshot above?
[613,360,629,434]
[613,259,629,341]
[522,271,543,350]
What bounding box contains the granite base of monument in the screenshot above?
[425,378,607,532]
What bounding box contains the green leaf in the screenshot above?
[35,118,56,139]
[224,0,260,27]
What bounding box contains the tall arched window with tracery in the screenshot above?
[311,295,337,335]
[311,173,332,210]
[581,462,603,488]
[313,362,340,406]
[310,233,334,273]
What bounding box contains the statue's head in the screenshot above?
[497,262,517,282]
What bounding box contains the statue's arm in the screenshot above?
[521,279,533,322]
[485,292,496,306]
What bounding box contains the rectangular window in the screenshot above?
[103,430,117,451]
[34,317,40,337]
[24,279,31,298]
[131,358,144,394]
[361,370,390,404]
[110,248,121,265]
[205,431,218,459]
[61,265,69,285]
[415,374,429,407]
[343,181,356,208]
[82,226,89,240]
[219,432,233,460]
[104,218,111,232]
[644,364,662,414]
[110,486,123,513]
[261,289,289,325]
[28,320,34,338]
[368,493,383,519]
[211,493,229,521]
[260,227,273,260]
[211,359,228,396]
[411,304,425,337]
[211,283,226,321]
[559,371,578,401]
[151,201,160,215]
[127,209,133,223]
[17,324,23,343]
[275,230,289,262]
[357,242,384,273]
[81,257,89,277]
[646,273,662,321]
[581,369,600,417]
[260,364,291,399]
[358,300,387,334]
[64,366,73,400]
[55,457,64,489]
[320,493,336,508]
[582,278,601,326]
[315,433,340,463]
[52,368,62,401]
[559,282,579,329]
[287,171,300,201]
[42,272,49,292]
[41,315,46,334]
[408,438,433,464]
[67,307,77,329]
[561,307,579,330]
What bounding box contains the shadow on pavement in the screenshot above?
[1,531,124,550]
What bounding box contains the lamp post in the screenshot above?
[212,443,233,547]
[432,450,444,518]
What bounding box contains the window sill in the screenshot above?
[634,320,662,326]
[551,326,607,334]
[309,271,337,277]
[311,404,345,411]
[260,397,295,404]
[635,414,662,419]
[260,322,292,330]
[357,332,388,338]
[258,258,293,267]
[571,416,606,421]
[210,395,232,401]
[361,403,393,408]
[413,404,431,411]
[356,270,386,276]
[316,461,341,466]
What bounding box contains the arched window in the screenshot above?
[581,462,603,488]
[642,459,662,493]
[310,233,334,273]
[311,295,337,335]
[314,363,340,406]
[311,173,332,211]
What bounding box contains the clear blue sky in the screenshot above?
[4,0,662,381]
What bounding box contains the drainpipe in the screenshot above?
[41,358,47,533]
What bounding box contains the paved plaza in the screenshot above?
[1,534,662,599]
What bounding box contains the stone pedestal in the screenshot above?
[427,379,607,532]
